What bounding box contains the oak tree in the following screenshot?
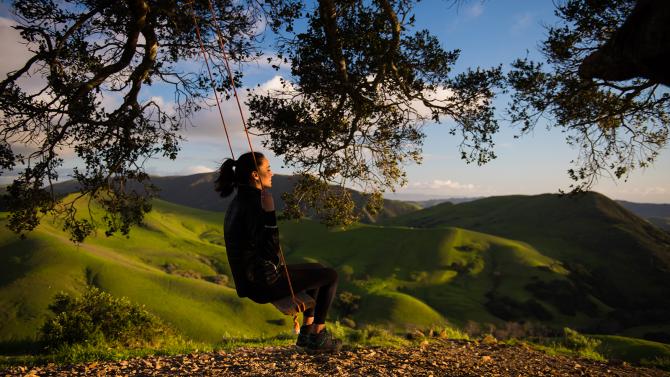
[507,0,669,192]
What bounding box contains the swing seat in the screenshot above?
[271,291,315,316]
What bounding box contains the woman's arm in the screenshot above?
[258,209,281,265]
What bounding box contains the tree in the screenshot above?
[0,0,301,240]
[2,0,667,241]
[1,0,504,238]
[507,0,669,192]
[247,0,503,224]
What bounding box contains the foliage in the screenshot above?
[250,0,503,223]
[2,0,669,241]
[525,328,605,362]
[40,287,171,350]
[562,327,601,353]
[0,0,301,240]
[335,291,361,318]
[507,0,669,192]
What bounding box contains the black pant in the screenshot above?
[249,263,338,325]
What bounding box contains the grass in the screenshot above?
[518,332,670,371]
[592,335,670,364]
[1,192,669,370]
[385,192,670,326]
[0,322,467,368]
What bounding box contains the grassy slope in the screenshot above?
[2,192,669,354]
[278,221,588,328]
[0,203,285,344]
[1,195,585,345]
[592,335,670,363]
[384,192,670,318]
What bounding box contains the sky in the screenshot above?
[1,1,668,203]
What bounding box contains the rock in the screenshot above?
[481,334,497,345]
[406,329,425,340]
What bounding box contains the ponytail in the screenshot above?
[214,152,265,198]
[214,158,237,197]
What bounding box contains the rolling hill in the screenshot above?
[618,200,670,232]
[2,189,670,352]
[384,192,670,337]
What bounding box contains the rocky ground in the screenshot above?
[2,339,668,376]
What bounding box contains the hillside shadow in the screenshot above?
[0,338,42,355]
[0,238,40,286]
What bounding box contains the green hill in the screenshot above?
[0,201,286,345]
[0,196,441,348]
[2,191,670,352]
[385,192,670,334]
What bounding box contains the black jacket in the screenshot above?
[223,185,281,298]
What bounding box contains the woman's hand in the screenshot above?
[261,189,275,212]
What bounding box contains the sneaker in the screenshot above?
[307,328,342,353]
[296,325,311,348]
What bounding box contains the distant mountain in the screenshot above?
[408,197,480,209]
[145,173,421,223]
[617,200,670,232]
[1,173,419,223]
[385,192,670,335]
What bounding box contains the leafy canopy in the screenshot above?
[1,0,504,237]
[1,0,668,240]
[0,0,300,240]
[507,0,669,192]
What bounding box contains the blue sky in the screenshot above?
[1,1,668,202]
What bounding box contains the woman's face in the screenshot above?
[252,157,273,189]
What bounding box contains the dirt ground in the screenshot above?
[3,338,668,376]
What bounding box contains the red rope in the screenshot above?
[204,0,257,166]
[187,1,235,160]
[193,0,304,330]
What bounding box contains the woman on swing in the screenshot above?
[215,151,342,353]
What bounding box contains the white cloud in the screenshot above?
[511,12,533,34]
[410,179,476,190]
[0,17,47,94]
[423,153,451,161]
[465,2,484,18]
[178,75,292,153]
[184,165,216,174]
[609,186,668,196]
[256,75,292,93]
[243,54,287,72]
[0,17,32,77]
[408,86,457,120]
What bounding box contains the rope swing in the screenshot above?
[188,0,314,334]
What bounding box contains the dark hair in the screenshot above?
[214,151,265,197]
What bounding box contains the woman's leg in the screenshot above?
[272,264,342,351]
[268,263,338,327]
[302,288,317,326]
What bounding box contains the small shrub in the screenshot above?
[335,291,361,317]
[340,265,354,281]
[40,287,170,350]
[562,327,601,352]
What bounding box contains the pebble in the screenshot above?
[1,340,667,376]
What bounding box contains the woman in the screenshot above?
[214,151,342,352]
